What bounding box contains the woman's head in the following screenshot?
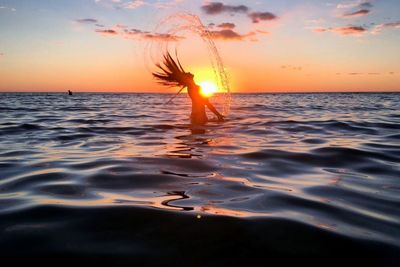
[182,72,195,85]
[152,52,193,88]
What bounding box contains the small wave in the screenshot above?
[1,92,400,262]
[0,123,43,134]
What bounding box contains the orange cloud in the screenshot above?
[314,25,367,36]
[95,27,182,41]
[123,29,183,41]
[217,23,236,30]
[371,21,400,34]
[95,29,118,36]
[94,23,262,42]
[341,9,370,18]
[209,29,256,41]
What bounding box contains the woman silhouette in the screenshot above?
[153,52,224,125]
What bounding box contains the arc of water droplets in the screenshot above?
[147,13,231,116]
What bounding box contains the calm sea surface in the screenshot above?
[0,93,399,265]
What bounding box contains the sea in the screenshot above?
[0,92,399,266]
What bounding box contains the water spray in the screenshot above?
[146,13,231,116]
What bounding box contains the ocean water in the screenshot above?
[0,92,399,265]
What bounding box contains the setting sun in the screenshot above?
[199,81,218,97]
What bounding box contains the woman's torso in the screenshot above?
[188,85,207,125]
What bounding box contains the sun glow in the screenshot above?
[199,81,218,97]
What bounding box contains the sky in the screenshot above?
[0,0,399,92]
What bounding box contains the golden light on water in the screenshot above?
[199,81,218,97]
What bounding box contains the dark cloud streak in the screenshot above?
[201,2,277,24]
[217,23,236,29]
[201,2,248,15]
[95,29,118,35]
[359,2,373,8]
[342,9,370,18]
[314,25,367,36]
[76,18,98,24]
[249,12,277,23]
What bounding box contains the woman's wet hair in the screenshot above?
[152,52,192,87]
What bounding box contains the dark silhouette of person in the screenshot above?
[68,90,72,95]
[152,52,224,125]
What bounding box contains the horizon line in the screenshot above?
[0,90,399,94]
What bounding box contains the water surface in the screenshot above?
[0,93,399,265]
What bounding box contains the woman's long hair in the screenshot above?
[152,52,189,88]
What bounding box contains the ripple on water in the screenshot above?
[0,93,400,263]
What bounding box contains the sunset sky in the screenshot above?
[0,0,399,92]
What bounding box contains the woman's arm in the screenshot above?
[205,99,225,121]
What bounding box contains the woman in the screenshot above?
[152,52,224,125]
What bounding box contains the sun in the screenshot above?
[199,81,218,97]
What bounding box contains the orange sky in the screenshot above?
[0,0,399,92]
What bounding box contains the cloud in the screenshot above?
[217,23,236,29]
[337,1,372,18]
[125,29,183,41]
[316,21,400,36]
[201,2,249,15]
[337,1,373,9]
[95,27,183,41]
[248,12,277,23]
[341,9,370,18]
[359,2,373,8]
[95,29,118,36]
[314,25,367,36]
[319,2,374,35]
[209,29,255,41]
[98,23,263,42]
[371,21,400,34]
[208,29,268,41]
[333,26,367,35]
[202,2,278,25]
[76,18,98,24]
[93,10,265,43]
